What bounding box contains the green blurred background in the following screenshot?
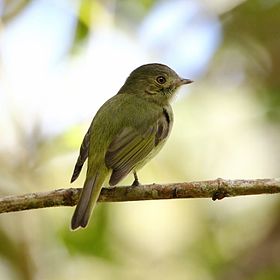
[0,0,280,279]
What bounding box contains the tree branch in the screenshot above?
[0,178,279,214]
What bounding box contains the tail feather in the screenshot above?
[71,172,103,230]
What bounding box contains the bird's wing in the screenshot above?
[105,111,170,186]
[70,127,91,183]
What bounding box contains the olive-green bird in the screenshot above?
[70,63,193,230]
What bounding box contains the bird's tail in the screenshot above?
[71,170,106,230]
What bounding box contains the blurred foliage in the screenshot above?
[1,0,280,280]
[222,0,280,121]
[70,0,93,54]
[0,227,33,280]
[61,205,115,261]
[1,0,31,23]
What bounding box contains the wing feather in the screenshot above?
[105,110,170,186]
[70,128,90,183]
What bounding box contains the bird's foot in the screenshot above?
[132,179,141,187]
[132,171,141,187]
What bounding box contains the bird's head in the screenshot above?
[118,63,193,105]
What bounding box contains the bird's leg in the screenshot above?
[132,171,141,187]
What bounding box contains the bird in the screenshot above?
[70,63,193,230]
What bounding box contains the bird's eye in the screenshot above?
[156,76,166,84]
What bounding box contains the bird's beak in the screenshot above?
[174,78,193,88]
[179,78,193,85]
